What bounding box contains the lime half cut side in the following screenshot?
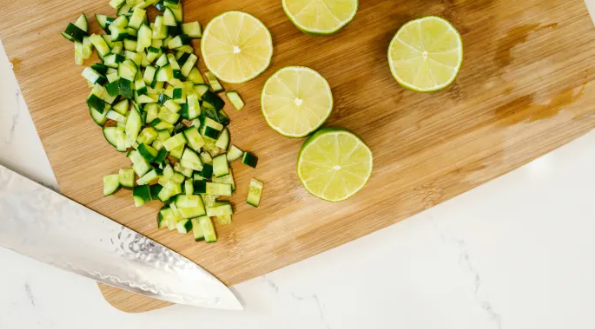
[282,0,358,35]
[201,11,273,83]
[388,16,463,92]
[297,128,373,202]
[261,66,333,138]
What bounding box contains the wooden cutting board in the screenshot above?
[2,0,595,313]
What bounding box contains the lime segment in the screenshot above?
[388,16,463,92]
[283,0,358,35]
[201,11,273,83]
[297,128,373,202]
[261,66,333,138]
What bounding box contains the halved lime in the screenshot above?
[297,128,373,202]
[261,66,333,138]
[282,0,358,35]
[201,11,273,83]
[388,16,463,92]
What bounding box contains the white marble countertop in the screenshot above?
[3,3,595,328]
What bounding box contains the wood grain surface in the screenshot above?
[2,0,595,313]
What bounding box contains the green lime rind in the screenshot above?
[387,16,463,92]
[261,66,334,138]
[297,127,373,202]
[282,0,359,35]
[201,11,273,84]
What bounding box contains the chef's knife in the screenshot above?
[0,164,242,310]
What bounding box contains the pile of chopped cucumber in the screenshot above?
[62,0,263,243]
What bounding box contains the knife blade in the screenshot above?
[0,164,242,310]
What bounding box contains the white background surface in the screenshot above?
[2,3,595,328]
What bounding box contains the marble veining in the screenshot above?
[431,218,502,329]
[24,283,36,307]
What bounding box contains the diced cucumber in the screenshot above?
[133,185,151,207]
[247,178,264,207]
[164,99,181,112]
[176,219,193,233]
[158,207,172,228]
[203,91,225,111]
[91,106,108,126]
[206,182,232,197]
[174,162,193,177]
[163,8,177,26]
[242,152,258,168]
[119,79,134,98]
[158,107,180,124]
[212,154,229,177]
[138,143,158,162]
[199,216,217,243]
[128,7,146,29]
[180,148,203,171]
[106,110,127,123]
[164,1,183,22]
[128,149,151,176]
[167,35,190,49]
[201,117,223,138]
[193,180,206,194]
[215,128,230,150]
[153,148,168,164]
[151,119,175,132]
[117,3,133,16]
[227,145,244,162]
[194,163,213,180]
[90,34,111,57]
[191,218,205,241]
[137,168,161,185]
[74,14,89,32]
[183,127,204,152]
[206,202,233,217]
[152,15,168,39]
[176,194,205,211]
[109,0,126,9]
[87,94,106,113]
[113,99,130,115]
[82,67,107,85]
[118,168,136,188]
[118,59,138,81]
[163,132,186,151]
[158,180,182,202]
[212,170,235,191]
[226,91,244,110]
[64,23,88,43]
[189,69,206,85]
[171,172,186,184]
[96,15,115,33]
[103,174,121,196]
[146,103,160,123]
[125,50,143,66]
[104,53,124,68]
[156,64,174,81]
[137,24,152,50]
[184,179,194,196]
[200,152,213,164]
[169,144,185,159]
[203,137,222,157]
[180,54,198,77]
[138,94,157,103]
[136,127,158,145]
[205,71,224,92]
[116,126,128,152]
[182,21,202,38]
[125,104,143,146]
